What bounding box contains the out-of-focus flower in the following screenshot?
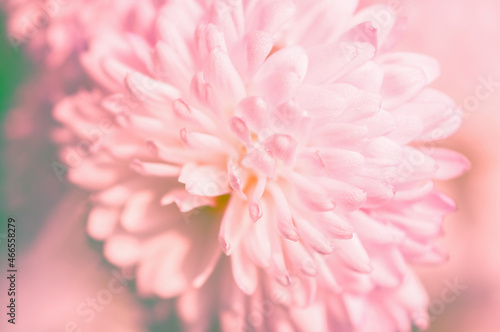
[2,1,470,331]
[2,0,149,66]
[1,0,150,226]
[0,191,148,332]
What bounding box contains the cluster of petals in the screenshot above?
[3,0,470,331]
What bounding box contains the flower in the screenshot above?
[0,191,148,332]
[1,0,150,222]
[2,0,146,66]
[3,0,470,331]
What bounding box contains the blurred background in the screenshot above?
[0,12,28,216]
[1,1,500,331]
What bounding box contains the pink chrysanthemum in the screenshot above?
[4,1,470,331]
